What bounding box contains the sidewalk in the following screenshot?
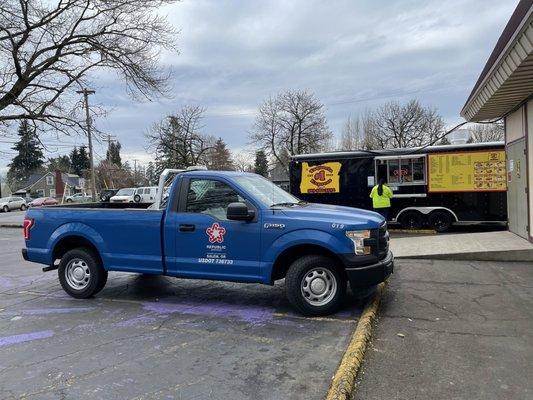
[390,231,533,261]
[0,210,25,227]
[354,258,533,400]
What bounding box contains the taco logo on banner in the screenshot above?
[300,162,341,193]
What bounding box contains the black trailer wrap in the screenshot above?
[289,142,507,231]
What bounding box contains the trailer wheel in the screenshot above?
[428,210,453,233]
[399,210,423,230]
[285,255,346,316]
[58,248,107,299]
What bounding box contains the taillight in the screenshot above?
[23,218,34,240]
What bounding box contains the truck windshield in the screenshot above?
[234,175,301,207]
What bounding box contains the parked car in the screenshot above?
[109,188,136,203]
[22,169,393,316]
[133,186,158,203]
[28,197,59,207]
[99,189,118,202]
[0,196,27,212]
[65,193,92,203]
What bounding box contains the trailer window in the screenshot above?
[382,156,426,185]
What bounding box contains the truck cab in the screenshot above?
[23,169,393,316]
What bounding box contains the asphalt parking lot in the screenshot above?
[0,228,363,400]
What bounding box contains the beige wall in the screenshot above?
[506,106,525,144]
[526,100,533,240]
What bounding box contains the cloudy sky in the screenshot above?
[0,0,519,172]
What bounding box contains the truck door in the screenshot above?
[168,177,262,282]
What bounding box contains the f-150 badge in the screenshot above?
[206,223,226,243]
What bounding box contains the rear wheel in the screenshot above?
[58,248,107,299]
[428,210,453,233]
[285,255,346,316]
[399,210,423,230]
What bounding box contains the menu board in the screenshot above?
[428,150,506,192]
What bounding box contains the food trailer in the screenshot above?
[289,142,507,232]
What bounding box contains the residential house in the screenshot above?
[13,170,84,199]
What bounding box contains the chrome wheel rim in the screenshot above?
[65,258,91,290]
[301,267,337,306]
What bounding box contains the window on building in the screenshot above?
[49,189,56,198]
[46,175,54,186]
[37,189,45,197]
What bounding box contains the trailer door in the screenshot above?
[507,138,528,239]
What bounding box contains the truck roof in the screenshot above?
[180,170,257,177]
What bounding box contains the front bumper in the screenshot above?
[341,251,394,288]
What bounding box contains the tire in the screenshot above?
[428,210,453,233]
[285,255,346,316]
[58,248,107,299]
[2,205,9,213]
[399,210,423,230]
[350,284,377,301]
[66,199,73,203]
[20,204,27,211]
[133,194,141,203]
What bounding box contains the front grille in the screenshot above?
[369,222,389,260]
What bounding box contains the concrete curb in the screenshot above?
[326,281,386,400]
[0,224,22,228]
[396,250,533,262]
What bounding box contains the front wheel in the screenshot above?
[20,204,27,211]
[66,199,73,203]
[58,248,108,299]
[2,205,9,212]
[285,255,346,316]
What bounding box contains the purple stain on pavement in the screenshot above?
[142,301,275,324]
[116,315,157,327]
[0,330,54,347]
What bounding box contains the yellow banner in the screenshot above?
[300,162,341,194]
[428,150,506,192]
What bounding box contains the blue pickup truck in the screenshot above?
[22,168,393,316]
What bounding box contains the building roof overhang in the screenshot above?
[461,0,533,122]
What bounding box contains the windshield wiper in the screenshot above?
[270,202,299,207]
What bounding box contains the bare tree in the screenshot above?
[338,115,364,150]
[468,122,504,143]
[250,89,332,172]
[0,0,178,134]
[362,99,445,149]
[147,105,215,169]
[232,152,254,172]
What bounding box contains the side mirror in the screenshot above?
[227,202,255,221]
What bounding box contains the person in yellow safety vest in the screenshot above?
[369,178,393,220]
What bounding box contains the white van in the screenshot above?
[133,187,158,203]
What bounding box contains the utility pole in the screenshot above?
[133,159,139,186]
[77,88,97,201]
[104,134,117,161]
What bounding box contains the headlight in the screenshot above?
[345,230,371,255]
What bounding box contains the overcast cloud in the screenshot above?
[0,0,518,170]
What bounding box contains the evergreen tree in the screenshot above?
[70,146,90,176]
[7,120,45,188]
[47,155,71,172]
[106,141,122,166]
[208,138,235,170]
[254,150,269,177]
[145,162,156,185]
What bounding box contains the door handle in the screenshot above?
[179,224,196,232]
